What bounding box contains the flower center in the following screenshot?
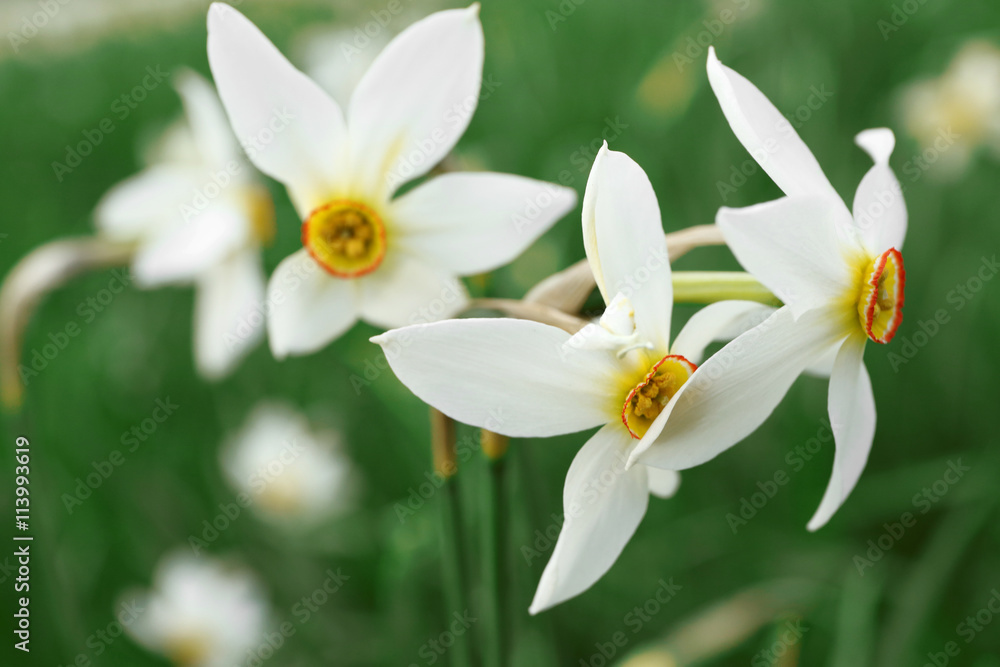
[166,631,213,666]
[857,248,905,344]
[622,354,697,439]
[243,185,276,246]
[302,199,386,278]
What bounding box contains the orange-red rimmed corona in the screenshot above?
[302,199,387,278]
[622,354,697,439]
[857,247,905,344]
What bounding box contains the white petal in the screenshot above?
[266,249,358,358]
[646,467,681,499]
[347,5,483,198]
[706,47,843,204]
[529,425,648,614]
[717,196,858,317]
[194,251,266,379]
[583,144,673,350]
[371,319,622,437]
[852,128,907,254]
[356,253,468,329]
[629,307,847,470]
[174,68,242,170]
[390,172,576,275]
[807,335,875,531]
[670,300,776,364]
[132,203,249,287]
[207,3,346,214]
[95,166,202,241]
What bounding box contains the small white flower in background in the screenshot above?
[221,402,357,521]
[373,143,774,613]
[628,48,909,531]
[207,3,577,358]
[95,69,273,380]
[899,41,1000,178]
[123,552,268,667]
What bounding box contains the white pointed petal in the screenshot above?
[207,3,346,213]
[347,5,483,197]
[391,173,576,275]
[194,251,265,380]
[629,307,847,470]
[807,335,875,531]
[583,144,673,350]
[356,254,468,329]
[717,196,857,317]
[852,128,907,253]
[371,319,622,437]
[804,340,841,378]
[95,166,202,241]
[174,68,241,169]
[670,300,776,364]
[706,47,842,203]
[646,467,681,499]
[132,203,249,287]
[266,249,358,359]
[529,425,648,614]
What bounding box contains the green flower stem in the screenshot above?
[480,432,509,667]
[671,271,781,306]
[431,409,473,667]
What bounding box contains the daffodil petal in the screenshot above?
[347,5,483,198]
[529,425,648,614]
[207,3,346,214]
[194,250,266,380]
[706,47,843,205]
[717,196,858,317]
[629,307,846,470]
[371,319,621,437]
[390,172,577,275]
[266,249,358,359]
[646,467,681,499]
[95,165,203,241]
[670,300,776,364]
[132,203,250,287]
[807,334,875,531]
[174,68,242,171]
[852,128,907,254]
[356,253,468,329]
[583,144,673,350]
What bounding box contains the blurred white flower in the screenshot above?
[373,143,773,613]
[222,402,357,521]
[637,49,908,531]
[899,41,1000,177]
[95,69,273,380]
[124,552,268,667]
[207,3,577,358]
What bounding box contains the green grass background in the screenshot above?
[2,0,1000,665]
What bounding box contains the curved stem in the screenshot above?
[0,237,134,410]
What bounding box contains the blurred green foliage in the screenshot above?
[1,0,999,665]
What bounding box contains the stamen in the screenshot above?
[302,200,386,278]
[857,248,905,343]
[621,354,697,439]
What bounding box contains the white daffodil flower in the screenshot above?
[95,69,272,380]
[207,3,577,358]
[123,552,268,667]
[372,144,774,613]
[899,41,1000,177]
[628,48,908,532]
[221,402,357,521]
